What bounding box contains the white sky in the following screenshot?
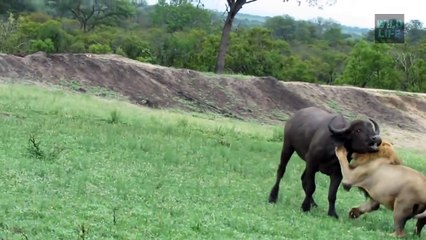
[146,0,426,28]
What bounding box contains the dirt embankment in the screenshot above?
[0,52,425,152]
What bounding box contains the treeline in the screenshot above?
[1,0,426,92]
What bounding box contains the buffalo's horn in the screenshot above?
[369,118,380,135]
[328,114,350,134]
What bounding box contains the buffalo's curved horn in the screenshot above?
[369,118,380,135]
[328,114,350,134]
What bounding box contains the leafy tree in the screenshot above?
[264,15,296,41]
[405,19,426,45]
[151,0,215,32]
[225,27,290,78]
[280,55,316,82]
[18,13,75,52]
[148,28,216,70]
[322,26,346,46]
[337,40,398,89]
[302,43,346,84]
[412,59,426,91]
[47,0,136,31]
[214,0,337,74]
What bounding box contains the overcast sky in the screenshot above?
[146,0,426,29]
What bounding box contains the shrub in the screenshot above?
[115,47,127,57]
[29,38,55,53]
[69,41,86,53]
[88,43,112,54]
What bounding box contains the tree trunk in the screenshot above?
[214,14,234,74]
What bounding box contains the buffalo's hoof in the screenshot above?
[268,187,279,203]
[301,201,311,212]
[349,208,362,219]
[328,211,339,219]
[268,192,278,203]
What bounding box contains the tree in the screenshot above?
[214,0,337,74]
[337,40,398,89]
[214,0,256,74]
[405,19,426,45]
[264,15,296,41]
[151,0,215,32]
[47,0,136,31]
[225,27,290,77]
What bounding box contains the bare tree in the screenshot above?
[214,0,337,74]
[392,45,418,90]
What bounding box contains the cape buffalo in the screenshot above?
[268,106,382,218]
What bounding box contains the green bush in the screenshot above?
[112,34,152,60]
[69,41,86,53]
[88,43,113,54]
[136,55,154,63]
[37,20,71,52]
[29,38,55,53]
[115,47,127,57]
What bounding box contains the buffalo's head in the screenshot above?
[328,114,382,153]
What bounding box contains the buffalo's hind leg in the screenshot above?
[268,142,294,203]
[301,169,318,208]
[327,172,342,219]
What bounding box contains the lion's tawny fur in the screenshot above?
[351,140,402,167]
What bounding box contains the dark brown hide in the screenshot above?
[268,107,381,218]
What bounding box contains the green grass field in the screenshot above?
[0,83,425,239]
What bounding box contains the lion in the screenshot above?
[350,140,402,167]
[335,141,426,237]
[343,140,404,222]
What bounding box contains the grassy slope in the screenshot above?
[0,83,424,239]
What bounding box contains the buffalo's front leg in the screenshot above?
[327,173,342,218]
[301,161,318,213]
[301,169,318,208]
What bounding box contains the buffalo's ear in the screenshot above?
[328,114,350,136]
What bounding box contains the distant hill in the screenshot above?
[212,11,370,37]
